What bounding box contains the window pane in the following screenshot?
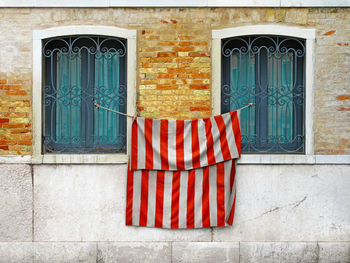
[94,51,126,150]
[221,36,305,153]
[42,36,127,153]
[56,52,81,145]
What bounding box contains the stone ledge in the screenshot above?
[172,242,239,263]
[0,242,349,263]
[1,155,350,164]
[0,242,97,263]
[318,242,350,263]
[240,242,318,263]
[98,242,171,263]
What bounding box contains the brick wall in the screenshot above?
[0,7,349,155]
[0,76,31,155]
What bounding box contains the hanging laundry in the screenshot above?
[126,110,241,229]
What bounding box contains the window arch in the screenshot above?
[221,35,305,153]
[42,35,127,153]
[212,25,315,157]
[33,26,136,163]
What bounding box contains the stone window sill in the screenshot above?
[0,154,349,165]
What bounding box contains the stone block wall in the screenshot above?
[0,7,349,154]
[1,241,350,262]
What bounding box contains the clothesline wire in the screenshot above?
[94,101,134,118]
[93,100,253,119]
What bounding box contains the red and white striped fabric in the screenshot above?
[126,110,241,228]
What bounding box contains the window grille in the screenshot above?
[221,35,305,153]
[42,35,127,153]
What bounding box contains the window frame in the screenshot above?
[32,26,136,164]
[212,25,316,163]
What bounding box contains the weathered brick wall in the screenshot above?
[0,7,349,155]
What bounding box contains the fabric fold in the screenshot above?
[126,110,241,229]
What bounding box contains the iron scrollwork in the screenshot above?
[221,35,305,153]
[43,35,127,153]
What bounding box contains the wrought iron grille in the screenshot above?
[42,35,127,153]
[221,35,305,153]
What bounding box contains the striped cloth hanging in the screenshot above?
[126,110,241,228]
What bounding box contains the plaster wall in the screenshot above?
[0,163,349,261]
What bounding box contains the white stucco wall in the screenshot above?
[0,163,349,261]
[31,164,350,242]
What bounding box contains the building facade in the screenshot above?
[0,1,349,262]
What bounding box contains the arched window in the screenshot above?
[33,26,136,163]
[221,35,305,153]
[212,25,315,157]
[42,35,127,153]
